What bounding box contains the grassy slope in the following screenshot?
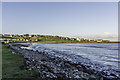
[0,43,2,79]
[2,44,39,79]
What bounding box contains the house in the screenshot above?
[9,34,13,37]
[12,39,17,41]
[0,34,2,36]
[3,41,10,43]
[64,37,70,40]
[80,38,84,41]
[89,39,95,41]
[71,38,76,40]
[3,34,11,37]
[23,39,25,41]
[96,39,103,43]
[6,39,11,41]
[23,34,29,37]
[16,39,20,41]
[25,39,29,41]
[9,34,17,37]
[19,35,23,37]
[14,34,19,37]
[31,35,35,37]
[35,39,38,41]
[29,35,32,37]
[76,38,80,41]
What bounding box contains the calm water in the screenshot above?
[29,43,119,68]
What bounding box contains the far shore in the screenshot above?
[2,40,120,44]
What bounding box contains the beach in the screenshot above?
[2,43,119,79]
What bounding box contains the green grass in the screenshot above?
[2,44,40,79]
[0,43,2,80]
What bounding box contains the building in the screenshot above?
[29,35,32,37]
[31,35,35,37]
[64,37,70,40]
[25,39,29,41]
[23,34,29,37]
[89,39,95,41]
[96,39,103,43]
[80,38,84,41]
[3,34,11,37]
[0,34,2,36]
[14,34,19,37]
[71,38,76,40]
[35,39,38,41]
[76,38,80,41]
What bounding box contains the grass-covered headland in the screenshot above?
[1,34,111,43]
[2,44,40,80]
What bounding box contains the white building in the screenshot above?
[76,38,80,41]
[26,39,29,41]
[35,39,38,41]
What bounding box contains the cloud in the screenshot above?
[100,32,118,38]
[83,32,118,41]
[103,32,112,35]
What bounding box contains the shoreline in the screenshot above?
[3,42,120,44]
[3,43,120,79]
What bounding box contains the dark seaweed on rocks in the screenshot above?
[7,43,120,79]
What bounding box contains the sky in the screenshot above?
[2,2,118,41]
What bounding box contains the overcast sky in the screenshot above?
[2,2,118,41]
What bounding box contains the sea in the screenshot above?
[26,43,119,70]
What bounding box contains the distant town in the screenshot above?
[0,34,112,43]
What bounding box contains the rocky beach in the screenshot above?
[4,43,120,80]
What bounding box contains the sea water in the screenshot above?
[28,43,119,69]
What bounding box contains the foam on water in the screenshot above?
[26,43,119,69]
